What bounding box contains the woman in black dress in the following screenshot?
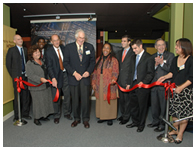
[158,38,193,144]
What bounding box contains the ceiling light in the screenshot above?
[56,15,60,20]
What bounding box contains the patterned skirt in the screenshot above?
[169,87,193,121]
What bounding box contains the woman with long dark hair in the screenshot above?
[158,38,193,144]
[92,43,119,126]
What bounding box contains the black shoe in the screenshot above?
[107,120,113,126]
[126,123,139,128]
[137,126,144,132]
[117,116,123,121]
[174,138,183,144]
[34,119,42,126]
[97,120,105,123]
[42,117,50,121]
[64,114,73,120]
[147,123,159,128]
[154,127,165,132]
[23,116,32,120]
[54,118,60,124]
[119,119,128,125]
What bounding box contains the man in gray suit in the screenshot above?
[147,38,174,132]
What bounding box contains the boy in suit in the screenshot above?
[126,39,154,132]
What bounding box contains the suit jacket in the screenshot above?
[116,47,135,88]
[6,46,28,79]
[129,51,154,88]
[151,50,175,91]
[45,45,65,88]
[63,42,95,86]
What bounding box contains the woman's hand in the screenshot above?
[92,84,96,90]
[175,86,183,94]
[111,79,116,85]
[40,78,48,83]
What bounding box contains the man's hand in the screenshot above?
[155,56,164,66]
[52,78,57,88]
[73,71,83,81]
[126,85,130,90]
[82,71,90,78]
[138,82,143,88]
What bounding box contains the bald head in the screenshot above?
[13,34,23,47]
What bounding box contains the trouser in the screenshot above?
[52,72,71,118]
[70,79,90,122]
[13,74,30,119]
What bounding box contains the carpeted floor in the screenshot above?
[3,100,193,147]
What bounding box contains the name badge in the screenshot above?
[86,50,90,55]
[163,60,167,63]
[179,64,185,70]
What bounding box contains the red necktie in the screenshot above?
[122,49,127,62]
[57,49,64,71]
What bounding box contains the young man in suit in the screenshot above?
[126,39,154,132]
[45,34,72,124]
[116,35,134,125]
[147,38,174,132]
[6,34,31,122]
[64,29,95,129]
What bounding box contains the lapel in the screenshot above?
[82,42,88,62]
[73,42,82,63]
[163,50,168,60]
[137,51,146,67]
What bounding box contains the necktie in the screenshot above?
[20,48,25,72]
[78,45,83,61]
[57,49,64,71]
[133,54,140,80]
[122,49,127,62]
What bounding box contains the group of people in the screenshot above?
[6,29,193,144]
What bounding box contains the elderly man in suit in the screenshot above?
[116,35,134,125]
[45,34,72,124]
[64,29,95,129]
[6,34,31,122]
[147,38,174,132]
[126,39,154,132]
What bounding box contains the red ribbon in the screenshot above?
[107,81,175,104]
[14,77,59,102]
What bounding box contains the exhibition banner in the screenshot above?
[30,19,96,50]
[3,25,16,104]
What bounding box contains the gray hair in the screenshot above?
[155,38,166,46]
[75,29,85,38]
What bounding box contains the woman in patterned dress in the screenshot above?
[92,43,119,126]
[158,38,193,144]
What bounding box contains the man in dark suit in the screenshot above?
[6,34,31,122]
[36,37,46,62]
[116,35,134,125]
[64,29,95,129]
[147,38,174,132]
[126,39,154,132]
[45,34,72,124]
